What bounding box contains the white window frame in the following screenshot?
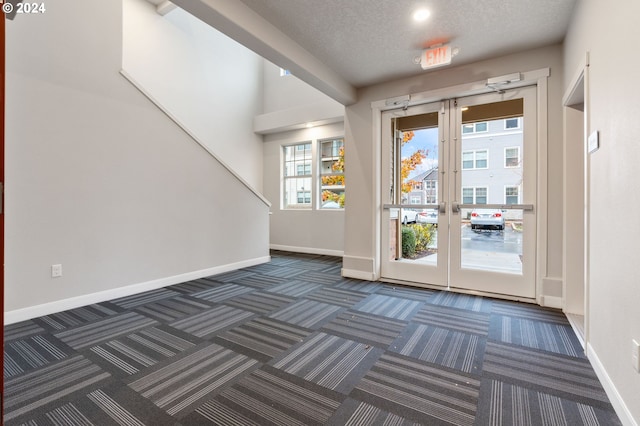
[504,117,521,130]
[282,142,313,209]
[462,149,489,170]
[504,146,521,168]
[462,121,488,134]
[505,185,520,205]
[462,186,488,204]
[319,137,345,209]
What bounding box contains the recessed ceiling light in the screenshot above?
[413,8,431,22]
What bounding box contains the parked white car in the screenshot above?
[417,209,438,225]
[470,209,505,231]
[400,208,420,224]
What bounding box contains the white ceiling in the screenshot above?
[237,0,578,88]
[169,0,577,104]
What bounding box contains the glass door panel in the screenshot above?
[380,102,448,288]
[450,87,537,298]
[381,87,537,299]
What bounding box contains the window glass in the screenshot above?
[506,186,519,204]
[319,138,345,209]
[476,187,487,204]
[476,150,488,168]
[505,147,520,168]
[462,187,474,204]
[283,143,312,208]
[505,118,520,129]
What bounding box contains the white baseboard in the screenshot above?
[4,256,271,325]
[540,295,563,309]
[269,244,343,257]
[587,343,638,426]
[341,268,376,281]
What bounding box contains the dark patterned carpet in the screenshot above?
[4,251,621,425]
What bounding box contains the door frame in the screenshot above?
[372,68,550,304]
[1,10,5,416]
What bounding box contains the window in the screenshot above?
[283,142,312,208]
[297,191,311,204]
[462,187,488,204]
[410,196,421,204]
[462,122,488,134]
[462,150,488,169]
[319,138,345,208]
[505,186,519,204]
[505,147,520,168]
[505,117,520,129]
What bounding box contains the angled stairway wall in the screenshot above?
[4,0,270,322]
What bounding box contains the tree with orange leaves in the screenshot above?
[400,131,427,194]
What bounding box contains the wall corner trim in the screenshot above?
[4,256,271,324]
[587,343,638,426]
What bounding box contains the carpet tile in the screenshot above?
[186,366,344,425]
[169,305,254,338]
[391,323,484,374]
[54,312,158,350]
[268,299,342,329]
[4,251,622,425]
[271,332,382,394]
[352,352,479,426]
[355,294,422,320]
[413,303,491,335]
[127,343,259,417]
[320,309,406,348]
[133,295,212,323]
[215,316,310,362]
[36,304,120,331]
[222,290,296,314]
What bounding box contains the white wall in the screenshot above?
[263,123,345,256]
[343,45,565,293]
[564,1,640,423]
[5,0,270,318]
[123,0,264,191]
[255,61,345,135]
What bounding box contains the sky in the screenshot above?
[402,127,439,179]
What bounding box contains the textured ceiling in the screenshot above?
[238,0,577,88]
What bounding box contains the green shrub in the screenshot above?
[401,226,416,258]
[411,223,435,252]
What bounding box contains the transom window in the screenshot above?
[462,150,488,169]
[283,142,312,208]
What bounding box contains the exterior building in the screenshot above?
[407,117,523,219]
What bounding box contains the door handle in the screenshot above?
[452,202,461,213]
[439,202,446,214]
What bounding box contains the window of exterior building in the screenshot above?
[410,196,421,204]
[462,122,488,134]
[462,150,488,169]
[283,142,312,208]
[505,186,519,204]
[462,187,488,204]
[504,147,520,168]
[319,138,345,209]
[505,117,520,129]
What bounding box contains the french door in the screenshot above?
[381,86,537,299]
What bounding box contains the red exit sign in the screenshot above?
[421,45,452,70]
